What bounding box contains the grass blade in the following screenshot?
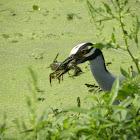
[109,77,119,105]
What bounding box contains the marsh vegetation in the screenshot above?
[0,0,140,139]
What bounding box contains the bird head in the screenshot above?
[55,42,102,73]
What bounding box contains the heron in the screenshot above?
[55,42,125,92]
[55,42,140,115]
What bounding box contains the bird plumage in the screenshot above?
[89,53,124,91]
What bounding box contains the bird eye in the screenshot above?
[80,50,86,55]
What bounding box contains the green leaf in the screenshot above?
[33,5,40,11]
[28,67,38,89]
[36,121,48,131]
[63,117,70,129]
[109,78,119,105]
[53,111,67,127]
[0,123,8,134]
[94,115,113,124]
[124,7,130,15]
[120,67,130,78]
[102,92,110,103]
[123,0,129,7]
[117,90,129,100]
[101,123,116,129]
[38,108,51,123]
[133,94,140,107]
[118,84,139,100]
[102,2,112,14]
[87,0,94,14]
[118,96,133,108]
[111,33,116,43]
[113,96,133,115]
[93,43,112,50]
[135,37,138,45]
[103,105,133,116]
[86,95,99,103]
[64,106,88,114]
[73,126,90,132]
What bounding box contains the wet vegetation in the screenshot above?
[0,0,140,139]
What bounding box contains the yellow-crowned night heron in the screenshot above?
[55,42,140,114]
[56,42,125,92]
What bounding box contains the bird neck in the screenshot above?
[89,55,116,91]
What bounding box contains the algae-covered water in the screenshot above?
[0,0,139,137]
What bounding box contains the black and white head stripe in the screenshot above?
[70,42,94,55]
[70,42,102,61]
[85,48,102,61]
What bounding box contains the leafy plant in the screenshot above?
[87,0,140,73]
[10,70,139,139]
[1,0,140,139]
[0,114,8,137]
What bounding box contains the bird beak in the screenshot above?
[54,54,85,77]
[55,55,77,72]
